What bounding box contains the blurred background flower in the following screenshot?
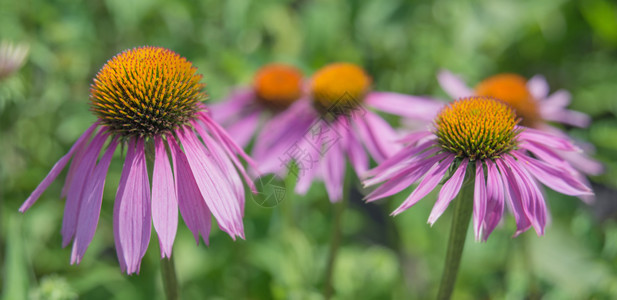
[1,0,616,299]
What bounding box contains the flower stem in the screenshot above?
[437,178,474,300]
[161,255,179,299]
[323,183,349,299]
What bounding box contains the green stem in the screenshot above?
[323,185,349,299]
[161,255,179,299]
[437,177,474,300]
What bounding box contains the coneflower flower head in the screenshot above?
[311,63,371,116]
[438,70,603,176]
[365,96,593,241]
[253,63,303,110]
[20,46,255,274]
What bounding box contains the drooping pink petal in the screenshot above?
[526,75,549,100]
[472,161,486,240]
[540,89,571,109]
[208,89,255,124]
[192,119,254,196]
[151,136,178,258]
[61,130,109,247]
[363,92,443,121]
[353,110,401,162]
[428,159,469,225]
[113,138,152,274]
[392,155,455,216]
[223,109,261,147]
[346,131,369,177]
[177,127,244,239]
[519,127,579,151]
[503,156,547,236]
[323,128,347,202]
[62,124,101,197]
[396,130,433,144]
[192,121,246,213]
[496,158,532,236]
[168,136,211,245]
[365,152,449,202]
[512,152,592,196]
[540,108,590,128]
[70,138,119,264]
[19,123,99,213]
[364,145,440,187]
[482,160,505,241]
[437,69,474,99]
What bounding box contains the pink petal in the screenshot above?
[209,89,255,123]
[519,128,580,151]
[541,108,591,128]
[323,130,347,202]
[513,152,592,196]
[392,155,455,216]
[177,127,244,239]
[152,136,178,258]
[504,156,547,235]
[346,131,369,177]
[113,139,152,275]
[482,160,505,241]
[495,158,532,236]
[353,110,401,162]
[472,161,486,240]
[428,159,469,225]
[363,92,443,121]
[61,130,109,247]
[168,136,211,245]
[365,152,448,202]
[437,69,474,99]
[223,109,261,148]
[526,75,549,99]
[70,138,119,264]
[541,89,571,108]
[19,123,99,213]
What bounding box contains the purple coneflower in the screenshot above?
[364,97,593,240]
[209,63,304,147]
[253,62,442,202]
[20,46,255,274]
[438,70,603,176]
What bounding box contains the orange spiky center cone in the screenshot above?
[90,46,205,137]
[310,63,371,115]
[253,64,303,110]
[435,97,521,161]
[474,73,540,127]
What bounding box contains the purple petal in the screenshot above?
[346,131,369,177]
[512,152,592,196]
[152,136,178,258]
[392,155,455,216]
[437,69,474,99]
[541,89,571,108]
[209,89,256,124]
[363,92,443,121]
[428,159,469,225]
[540,108,591,128]
[495,158,532,236]
[223,109,261,148]
[19,123,99,213]
[526,75,549,99]
[70,138,118,264]
[503,156,547,235]
[365,152,449,202]
[177,127,244,239]
[482,160,505,241]
[364,145,439,187]
[519,128,580,151]
[472,161,486,240]
[113,138,152,275]
[353,110,401,162]
[323,130,347,202]
[168,136,211,245]
[61,130,109,247]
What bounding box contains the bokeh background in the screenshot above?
[1,0,617,299]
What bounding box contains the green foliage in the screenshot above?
[1,0,615,298]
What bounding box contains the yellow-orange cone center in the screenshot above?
[90,46,205,137]
[310,63,371,115]
[253,64,303,110]
[435,97,520,161]
[474,73,540,127]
